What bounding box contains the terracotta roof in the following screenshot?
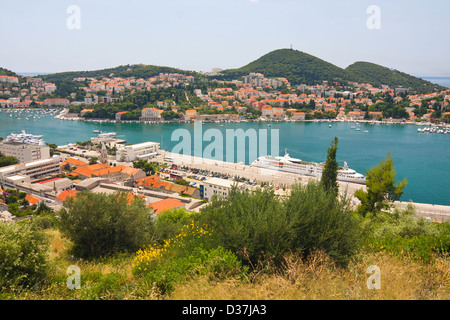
[120,166,141,177]
[92,166,123,177]
[25,194,41,206]
[168,184,187,194]
[37,178,60,184]
[86,163,110,171]
[91,165,141,178]
[57,190,79,202]
[73,166,95,178]
[146,198,185,214]
[60,158,89,167]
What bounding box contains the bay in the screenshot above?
[1,110,449,206]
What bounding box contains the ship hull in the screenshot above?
[251,157,366,185]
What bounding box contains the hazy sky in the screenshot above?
[1,0,449,76]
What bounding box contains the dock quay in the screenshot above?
[152,150,450,222]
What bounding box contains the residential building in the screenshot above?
[116,141,160,162]
[140,108,162,121]
[200,177,245,201]
[115,111,127,121]
[0,75,19,83]
[44,83,57,94]
[80,108,94,116]
[0,142,50,163]
[292,112,306,121]
[43,98,69,107]
[0,156,61,188]
[25,194,42,206]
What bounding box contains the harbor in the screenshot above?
[1,109,450,206]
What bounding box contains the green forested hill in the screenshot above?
[38,64,198,83]
[345,61,444,93]
[3,49,444,94]
[223,49,349,85]
[0,67,18,77]
[222,49,443,93]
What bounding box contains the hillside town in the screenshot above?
[1,71,450,124]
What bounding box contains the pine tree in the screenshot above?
[321,136,339,195]
[354,151,407,216]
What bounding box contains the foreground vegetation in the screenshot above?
[1,146,449,300]
[0,184,448,300]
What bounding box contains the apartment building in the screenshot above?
[116,141,160,162]
[200,177,245,201]
[0,156,61,188]
[0,142,50,163]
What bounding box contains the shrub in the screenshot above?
[198,187,291,267]
[30,212,57,230]
[0,222,50,292]
[153,207,194,245]
[365,234,450,263]
[133,221,245,295]
[198,181,361,268]
[283,182,361,267]
[361,204,443,239]
[58,190,154,258]
[362,204,450,263]
[79,272,128,300]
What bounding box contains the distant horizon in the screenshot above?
[15,71,450,78]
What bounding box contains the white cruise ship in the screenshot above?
[250,152,366,184]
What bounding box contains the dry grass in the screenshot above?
[9,229,449,300]
[170,251,450,300]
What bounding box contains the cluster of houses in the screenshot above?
[2,70,450,123]
[0,75,61,108]
[0,71,195,109]
[106,74,450,123]
[73,72,194,106]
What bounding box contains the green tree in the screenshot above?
[88,157,98,165]
[174,178,190,186]
[354,151,407,216]
[0,222,50,291]
[320,136,339,195]
[133,159,160,175]
[0,155,19,168]
[58,191,154,258]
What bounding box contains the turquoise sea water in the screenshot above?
[1,110,449,206]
